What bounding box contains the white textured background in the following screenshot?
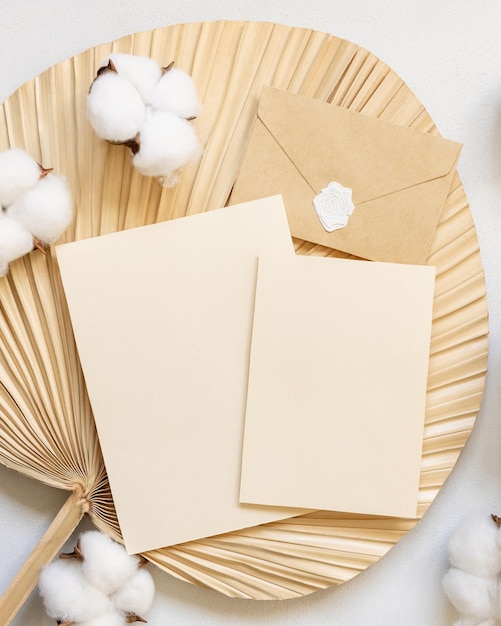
[1,1,501,624]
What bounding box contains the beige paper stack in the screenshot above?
[57,194,436,554]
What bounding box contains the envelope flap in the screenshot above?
[257,87,462,204]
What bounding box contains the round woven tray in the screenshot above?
[0,21,488,600]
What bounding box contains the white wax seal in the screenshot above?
[313,181,354,232]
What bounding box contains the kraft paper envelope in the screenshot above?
[56,197,307,555]
[240,254,435,518]
[230,86,462,265]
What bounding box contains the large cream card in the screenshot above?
[56,197,305,554]
[240,254,435,518]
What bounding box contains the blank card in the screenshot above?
[240,254,435,518]
[56,197,305,554]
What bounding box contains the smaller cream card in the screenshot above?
[240,254,435,518]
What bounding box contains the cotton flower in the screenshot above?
[87,65,146,143]
[102,52,163,104]
[0,213,34,276]
[442,513,501,626]
[40,530,155,625]
[38,558,112,624]
[151,66,202,119]
[133,109,201,185]
[447,513,501,578]
[0,148,73,276]
[88,54,203,187]
[7,173,73,244]
[0,148,45,207]
[78,531,143,595]
[112,566,155,621]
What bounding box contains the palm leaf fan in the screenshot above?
[0,20,489,623]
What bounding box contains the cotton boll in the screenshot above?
[38,558,112,623]
[151,67,202,119]
[7,174,73,244]
[133,110,202,183]
[0,214,34,273]
[447,512,501,578]
[0,148,43,207]
[442,567,497,621]
[112,566,155,619]
[79,530,142,594]
[88,71,146,142]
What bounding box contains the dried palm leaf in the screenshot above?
[0,20,488,623]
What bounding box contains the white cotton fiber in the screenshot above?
[112,566,155,617]
[38,558,112,623]
[102,52,163,104]
[79,530,141,594]
[447,512,501,578]
[133,110,202,181]
[87,71,146,142]
[7,174,73,244]
[442,567,497,620]
[0,148,42,207]
[151,67,202,119]
[78,610,125,626]
[0,214,34,274]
